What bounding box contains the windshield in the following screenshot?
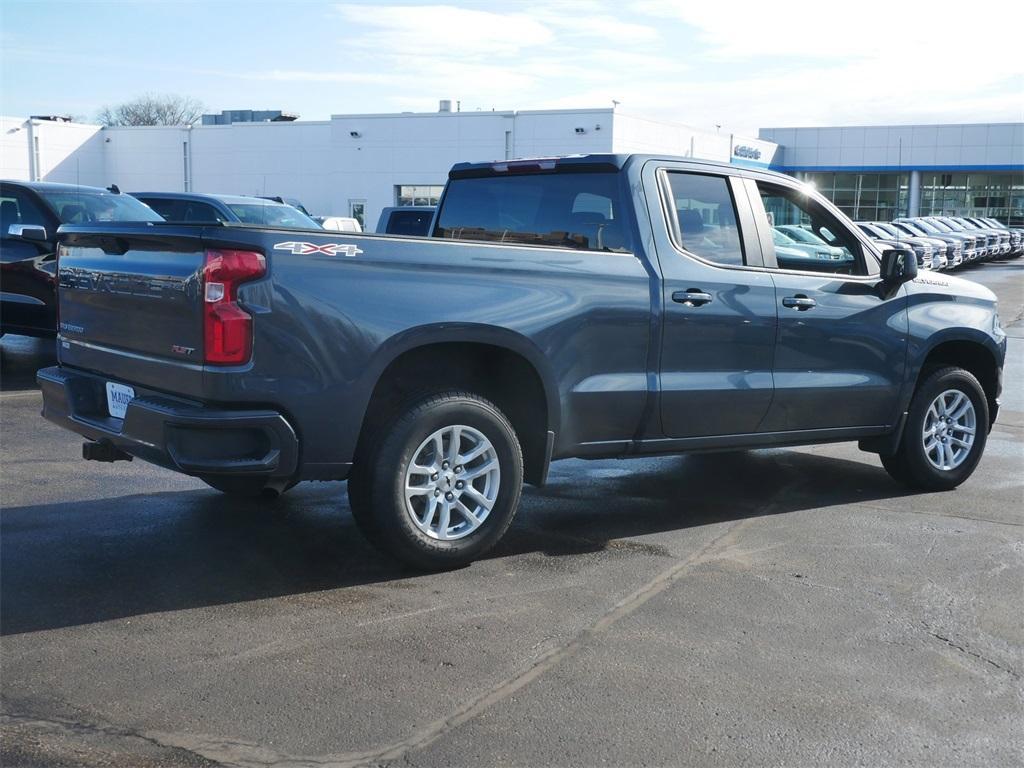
[910,219,941,234]
[896,221,927,236]
[926,219,955,232]
[875,223,901,237]
[38,190,164,224]
[226,203,321,229]
[771,228,796,245]
[778,226,828,245]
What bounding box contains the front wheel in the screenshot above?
[882,366,989,491]
[348,391,524,570]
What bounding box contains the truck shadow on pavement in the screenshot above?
[1,449,913,636]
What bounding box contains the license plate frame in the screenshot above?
[105,381,135,419]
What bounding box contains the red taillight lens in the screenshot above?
[202,249,266,365]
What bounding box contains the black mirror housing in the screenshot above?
[881,247,917,285]
[8,224,49,242]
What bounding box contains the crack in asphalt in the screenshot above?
[0,712,220,766]
[922,625,1021,679]
[860,503,1024,528]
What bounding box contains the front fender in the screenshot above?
[903,292,1005,411]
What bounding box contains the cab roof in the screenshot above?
[1,180,114,194]
[448,153,789,180]
[129,191,290,206]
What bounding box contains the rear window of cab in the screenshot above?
[435,173,632,253]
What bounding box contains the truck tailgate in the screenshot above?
[57,225,209,395]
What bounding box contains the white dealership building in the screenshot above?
[2,105,1021,228]
[0,105,777,229]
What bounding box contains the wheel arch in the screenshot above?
[353,324,560,486]
[911,332,1002,427]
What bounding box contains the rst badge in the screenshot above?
[274,241,363,257]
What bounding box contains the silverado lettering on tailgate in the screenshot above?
[59,267,193,300]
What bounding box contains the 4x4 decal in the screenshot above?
[274,241,363,257]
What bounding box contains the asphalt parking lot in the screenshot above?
[2,261,1022,768]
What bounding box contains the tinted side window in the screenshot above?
[183,201,225,223]
[665,172,744,266]
[387,210,433,236]
[435,172,631,252]
[0,187,49,232]
[138,198,184,221]
[757,182,866,275]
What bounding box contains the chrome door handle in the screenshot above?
[672,289,713,307]
[782,295,816,310]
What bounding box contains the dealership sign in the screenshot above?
[733,145,762,160]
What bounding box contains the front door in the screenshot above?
[751,179,907,432]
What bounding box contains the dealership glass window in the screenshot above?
[349,200,366,227]
[396,185,444,207]
[795,172,909,222]
[664,172,745,266]
[918,171,1023,224]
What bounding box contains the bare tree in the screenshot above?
[97,94,205,127]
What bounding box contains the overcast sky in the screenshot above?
[2,0,1022,135]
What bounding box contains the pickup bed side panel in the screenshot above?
[203,229,654,472]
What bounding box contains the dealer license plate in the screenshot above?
[105,382,135,419]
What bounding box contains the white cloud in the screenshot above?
[624,0,1024,130]
[333,3,554,58]
[315,2,680,115]
[225,1,1022,131]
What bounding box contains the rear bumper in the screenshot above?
[37,366,299,481]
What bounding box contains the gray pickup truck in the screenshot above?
[39,155,1006,569]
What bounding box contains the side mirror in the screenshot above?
[881,247,917,284]
[7,223,48,242]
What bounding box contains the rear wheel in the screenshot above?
[348,391,523,570]
[882,366,988,491]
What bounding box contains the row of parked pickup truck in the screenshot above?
[1,157,1012,568]
[856,215,1022,272]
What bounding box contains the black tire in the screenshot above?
[879,451,914,485]
[883,366,989,491]
[348,391,523,570]
[200,475,289,498]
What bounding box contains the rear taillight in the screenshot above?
[202,249,266,365]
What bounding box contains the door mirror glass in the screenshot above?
[881,248,917,284]
[7,223,48,242]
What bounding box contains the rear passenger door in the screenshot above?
[750,178,907,432]
[645,163,777,438]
